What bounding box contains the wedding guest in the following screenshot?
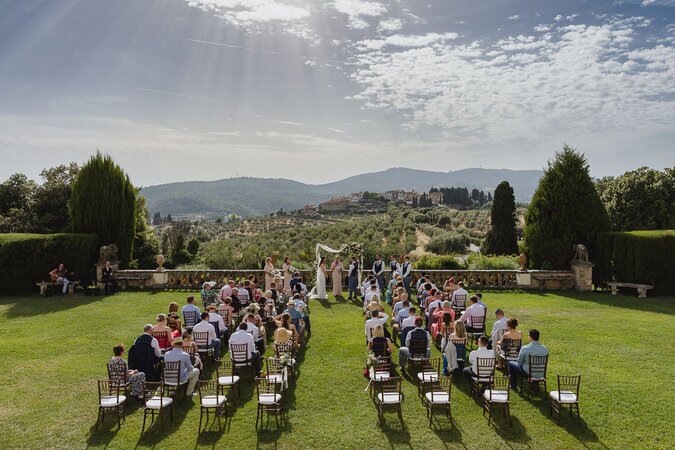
[368,325,394,357]
[163,338,200,397]
[207,304,228,341]
[219,280,235,302]
[127,324,161,381]
[443,276,458,292]
[490,309,508,347]
[508,329,548,390]
[451,281,469,304]
[398,317,431,373]
[431,301,455,339]
[181,296,201,324]
[442,320,467,375]
[193,312,221,358]
[229,322,262,375]
[462,335,493,384]
[239,282,251,307]
[49,263,70,295]
[152,313,174,349]
[101,261,117,295]
[274,312,299,347]
[200,282,218,309]
[109,343,146,399]
[460,296,486,332]
[331,257,344,297]
[245,313,265,353]
[181,329,203,370]
[264,257,275,291]
[167,302,182,339]
[372,254,385,290]
[365,309,389,342]
[476,292,488,314]
[348,257,360,300]
[290,272,301,294]
[282,257,293,296]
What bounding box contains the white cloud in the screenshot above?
[357,32,459,50]
[508,15,522,21]
[378,17,404,32]
[332,0,387,29]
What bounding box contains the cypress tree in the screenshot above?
[523,145,609,269]
[484,181,519,255]
[68,152,136,266]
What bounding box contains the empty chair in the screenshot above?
[376,377,403,426]
[521,354,548,398]
[265,358,288,392]
[256,376,283,428]
[549,374,581,422]
[216,359,241,399]
[424,375,453,427]
[470,357,496,397]
[417,357,441,398]
[198,380,227,432]
[141,381,173,433]
[483,375,511,426]
[95,380,126,430]
[368,357,391,398]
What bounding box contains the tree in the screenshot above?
[597,167,674,231]
[32,163,79,232]
[131,192,159,268]
[69,152,137,266]
[187,237,200,255]
[479,191,486,206]
[411,195,418,208]
[484,181,519,255]
[471,188,480,202]
[487,192,493,202]
[152,212,162,225]
[0,173,36,214]
[166,214,173,223]
[523,145,609,269]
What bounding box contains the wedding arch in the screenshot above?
[315,242,364,285]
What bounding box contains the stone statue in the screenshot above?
[572,244,590,264]
[156,254,165,272]
[99,244,119,264]
[517,253,528,271]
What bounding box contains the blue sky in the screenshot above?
[0,0,673,186]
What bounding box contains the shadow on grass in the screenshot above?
[554,290,675,315]
[1,293,111,318]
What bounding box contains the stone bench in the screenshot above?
[531,274,573,290]
[607,282,653,298]
[36,281,81,296]
[115,274,153,290]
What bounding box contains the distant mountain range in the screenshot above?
[140,167,544,217]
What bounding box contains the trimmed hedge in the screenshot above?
[596,230,675,295]
[0,233,99,294]
[414,254,464,270]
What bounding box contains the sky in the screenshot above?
[0,0,673,187]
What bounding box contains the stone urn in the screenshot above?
[155,254,165,272]
[517,253,528,271]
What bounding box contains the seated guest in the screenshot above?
[401,306,418,329]
[152,314,174,348]
[109,343,146,399]
[462,335,493,384]
[238,282,251,307]
[398,317,431,373]
[432,301,455,339]
[443,276,458,293]
[442,320,467,375]
[207,304,228,341]
[193,312,221,358]
[269,283,280,303]
[49,263,70,295]
[291,294,311,336]
[498,318,522,346]
[418,283,433,309]
[364,284,380,304]
[230,289,242,315]
[127,324,161,382]
[392,300,410,335]
[476,292,488,314]
[490,308,508,347]
[508,329,548,390]
[425,290,443,326]
[245,313,265,353]
[289,272,301,294]
[167,303,182,339]
[181,329,203,370]
[274,312,299,347]
[219,280,235,302]
[101,261,117,294]
[181,295,201,319]
[368,325,394,357]
[200,282,219,309]
[229,322,262,375]
[451,281,468,304]
[365,309,389,342]
[284,299,305,336]
[460,296,486,332]
[163,338,200,397]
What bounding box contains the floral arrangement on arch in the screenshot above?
[339,242,363,258]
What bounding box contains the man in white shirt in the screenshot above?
[365,310,389,342]
[193,312,221,358]
[219,280,235,302]
[401,306,418,329]
[451,282,469,305]
[163,338,200,396]
[364,285,380,304]
[229,322,262,375]
[463,335,494,383]
[207,304,227,340]
[490,308,508,347]
[245,313,265,353]
[139,324,162,358]
[460,296,486,332]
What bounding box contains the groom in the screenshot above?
[347,256,359,300]
[372,254,385,291]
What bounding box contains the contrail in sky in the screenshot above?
[136,87,212,101]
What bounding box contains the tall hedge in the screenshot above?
[596,230,674,295]
[69,153,136,266]
[0,233,99,294]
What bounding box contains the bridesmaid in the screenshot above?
[282,256,292,296]
[331,257,344,297]
[264,257,275,292]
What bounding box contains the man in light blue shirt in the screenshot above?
[163,338,200,396]
[509,329,549,390]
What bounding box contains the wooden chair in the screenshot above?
[193,331,214,363]
[470,357,495,397]
[424,375,452,427]
[230,343,255,378]
[198,380,227,432]
[106,361,131,395]
[161,360,188,399]
[216,359,241,399]
[466,315,486,349]
[498,338,522,370]
[521,354,548,398]
[549,374,581,422]
[183,344,198,366]
[264,358,288,392]
[273,341,297,377]
[450,338,467,368]
[483,375,511,426]
[218,308,232,330]
[368,357,391,398]
[256,376,283,428]
[375,377,403,426]
[417,356,441,398]
[95,380,126,430]
[407,339,430,372]
[141,381,173,433]
[183,310,198,328]
[451,294,467,315]
[151,331,172,353]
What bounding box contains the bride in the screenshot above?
[315,256,328,300]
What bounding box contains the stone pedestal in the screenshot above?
[516,271,531,288]
[571,262,594,291]
[152,271,168,289]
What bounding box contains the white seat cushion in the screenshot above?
[100,395,126,407]
[377,392,402,404]
[258,393,282,405]
[163,379,187,387]
[146,396,173,410]
[472,376,492,383]
[218,375,241,386]
[424,392,450,404]
[267,373,285,384]
[550,390,578,403]
[417,372,439,383]
[483,390,509,403]
[201,395,227,408]
[369,367,390,381]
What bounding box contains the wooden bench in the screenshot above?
[607,282,653,298]
[36,281,81,296]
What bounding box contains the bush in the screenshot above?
[0,233,99,294]
[595,230,675,295]
[466,254,519,270]
[414,254,465,270]
[425,231,470,254]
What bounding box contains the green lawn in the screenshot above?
[1,290,673,449]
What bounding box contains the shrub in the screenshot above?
[595,230,675,295]
[0,233,99,294]
[466,254,519,270]
[414,254,465,270]
[425,231,470,254]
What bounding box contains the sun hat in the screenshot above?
[276,328,292,343]
[173,337,183,346]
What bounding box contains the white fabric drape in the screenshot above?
[315,243,363,285]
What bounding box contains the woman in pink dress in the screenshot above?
[331,257,344,297]
[264,257,275,292]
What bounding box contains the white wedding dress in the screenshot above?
[315,265,327,300]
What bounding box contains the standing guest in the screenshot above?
[401,255,412,295]
[372,254,385,291]
[200,282,218,309]
[508,329,548,390]
[207,304,228,341]
[282,257,293,296]
[181,329,203,370]
[193,312,221,358]
[109,343,146,399]
[347,256,359,300]
[460,296,486,332]
[245,313,266,353]
[219,280,235,303]
[365,309,389,342]
[128,324,161,381]
[398,317,431,373]
[451,281,469,304]
[331,257,344,297]
[49,263,70,295]
[229,322,262,375]
[462,335,494,384]
[152,313,174,348]
[289,272,301,294]
[101,261,117,295]
[163,338,200,397]
[264,257,275,291]
[490,309,508,347]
